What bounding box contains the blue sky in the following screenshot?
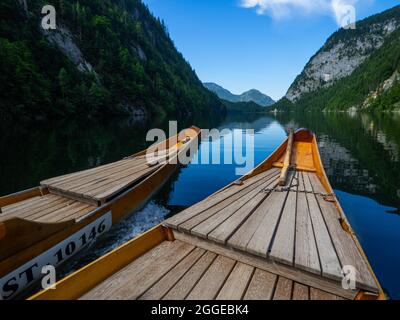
[142,0,399,100]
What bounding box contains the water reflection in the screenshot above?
[166,114,286,208]
[0,114,223,196]
[2,110,400,299]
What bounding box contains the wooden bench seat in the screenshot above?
[1,194,97,223]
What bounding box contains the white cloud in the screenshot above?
[240,0,359,26]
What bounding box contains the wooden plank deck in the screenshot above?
[0,194,97,223]
[1,150,173,224]
[163,168,379,293]
[41,156,161,204]
[81,240,349,300]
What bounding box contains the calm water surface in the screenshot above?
[1,112,399,299]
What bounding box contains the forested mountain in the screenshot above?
[204,83,274,107]
[221,99,267,113]
[276,5,400,112]
[240,89,275,107]
[0,0,224,120]
[203,83,237,102]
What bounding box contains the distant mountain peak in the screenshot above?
[204,83,275,107]
[242,89,261,94]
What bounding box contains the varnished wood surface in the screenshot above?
[82,240,348,300]
[1,194,96,223]
[164,168,379,293]
[42,156,161,203]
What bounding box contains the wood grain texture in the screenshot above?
[243,269,277,300]
[41,158,136,187]
[232,172,294,256]
[295,173,321,275]
[52,159,146,191]
[227,195,274,252]
[81,241,194,300]
[310,288,345,300]
[164,169,279,228]
[43,153,162,203]
[273,277,293,300]
[173,231,358,300]
[1,196,42,215]
[245,190,289,258]
[22,198,75,220]
[226,173,292,252]
[292,141,314,171]
[190,173,280,238]
[89,165,161,200]
[186,255,236,300]
[208,176,279,244]
[139,248,206,300]
[35,203,93,223]
[292,283,309,300]
[163,251,217,300]
[1,195,59,218]
[67,162,150,193]
[269,190,297,266]
[216,262,254,300]
[181,173,275,234]
[0,193,96,224]
[303,172,342,280]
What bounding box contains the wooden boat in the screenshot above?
[29,128,385,300]
[0,126,201,300]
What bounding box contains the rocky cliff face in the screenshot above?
[363,70,400,109]
[42,26,93,73]
[286,8,400,102]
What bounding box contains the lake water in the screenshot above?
[1,111,399,299]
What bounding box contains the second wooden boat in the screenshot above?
[0,126,201,300]
[29,129,384,300]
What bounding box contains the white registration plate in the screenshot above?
[0,212,112,300]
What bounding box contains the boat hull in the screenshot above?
[0,126,201,300]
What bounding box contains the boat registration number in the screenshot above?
[0,212,112,300]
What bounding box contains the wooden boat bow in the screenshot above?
[28,128,385,301]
